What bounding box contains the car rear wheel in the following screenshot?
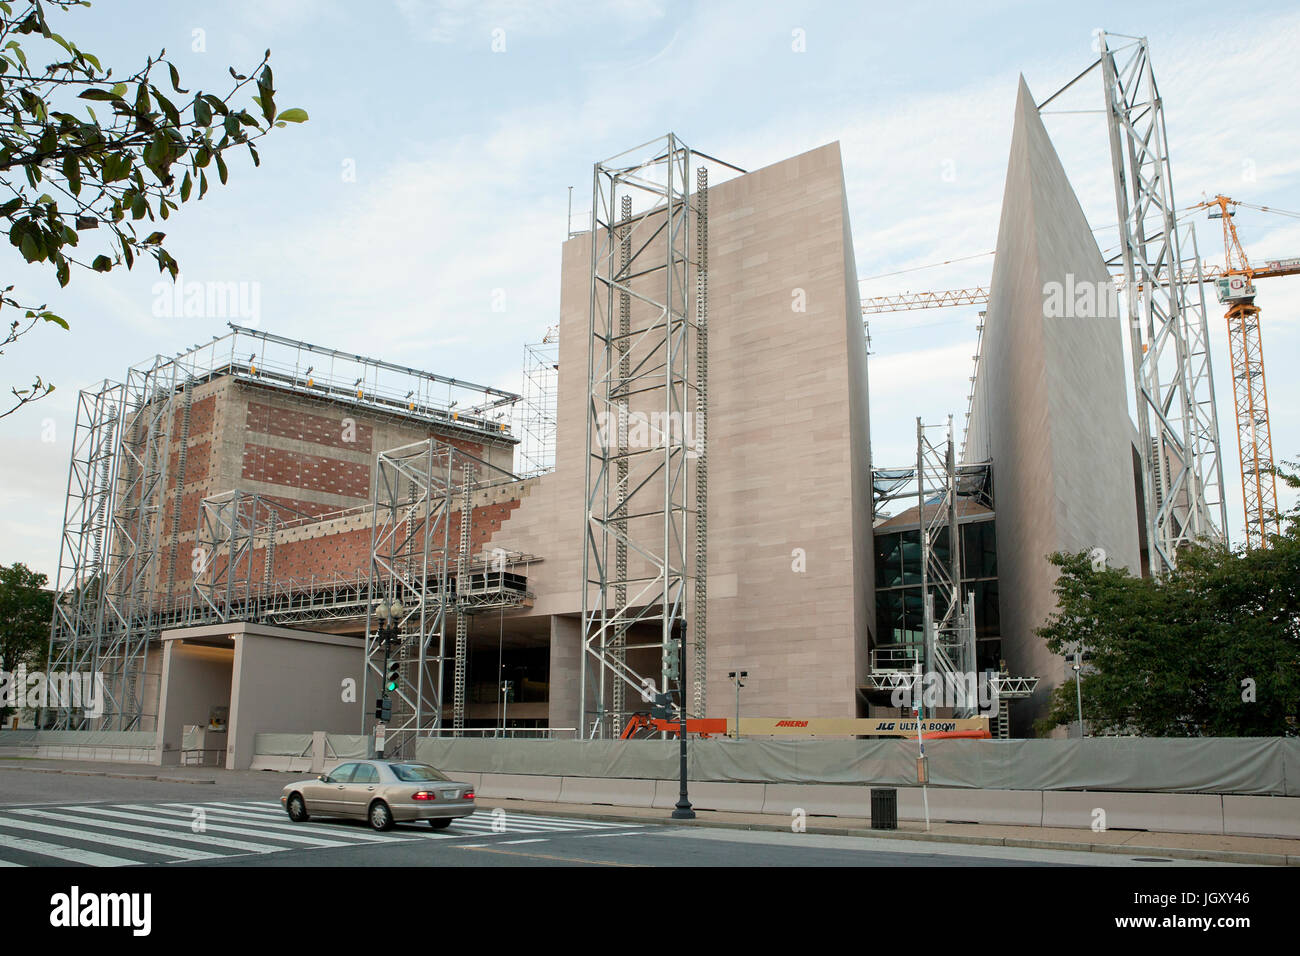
[368,800,394,831]
[287,793,309,823]
[429,818,452,830]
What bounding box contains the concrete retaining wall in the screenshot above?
[465,771,1300,838]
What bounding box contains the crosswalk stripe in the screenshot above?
[0,813,220,862]
[178,804,469,841]
[205,801,282,815]
[23,807,281,856]
[450,816,632,834]
[105,805,367,849]
[0,832,137,867]
[473,816,634,832]
[155,804,412,842]
[449,821,565,835]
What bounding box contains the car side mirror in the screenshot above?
[318,774,328,782]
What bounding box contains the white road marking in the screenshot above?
[0,832,137,867]
[23,806,282,855]
[0,812,220,862]
[499,838,548,845]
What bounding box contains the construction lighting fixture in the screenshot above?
[374,599,404,623]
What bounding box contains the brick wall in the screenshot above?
[259,498,523,582]
[245,401,375,453]
[240,444,371,499]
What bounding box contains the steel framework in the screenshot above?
[1041,33,1228,570]
[916,417,978,717]
[517,338,559,477]
[47,325,521,731]
[365,440,529,758]
[579,135,738,738]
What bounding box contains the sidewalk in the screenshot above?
[470,796,1300,866]
[4,757,1295,865]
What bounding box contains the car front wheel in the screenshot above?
[287,793,309,822]
[369,800,394,831]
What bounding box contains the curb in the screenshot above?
[476,798,1295,866]
[0,765,215,785]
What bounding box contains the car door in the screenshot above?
[310,762,357,815]
[339,762,381,817]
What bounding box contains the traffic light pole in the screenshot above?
[671,628,694,820]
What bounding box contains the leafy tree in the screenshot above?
[0,0,306,418]
[0,561,53,723]
[1034,471,1300,737]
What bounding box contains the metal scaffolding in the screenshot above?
[47,325,521,732]
[916,417,979,717]
[579,134,739,738]
[1042,33,1228,570]
[517,336,559,477]
[365,440,530,759]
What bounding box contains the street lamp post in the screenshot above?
[671,625,694,820]
[1073,650,1085,738]
[501,680,513,737]
[728,670,747,739]
[373,599,403,758]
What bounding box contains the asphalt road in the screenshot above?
[0,762,1235,867]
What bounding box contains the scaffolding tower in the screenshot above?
[579,134,740,739]
[517,337,559,477]
[1042,33,1228,571]
[47,325,520,732]
[366,440,530,759]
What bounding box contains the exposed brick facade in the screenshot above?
[240,444,371,500]
[245,401,375,453]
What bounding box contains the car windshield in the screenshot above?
[390,763,450,782]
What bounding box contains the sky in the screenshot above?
[2,0,1299,582]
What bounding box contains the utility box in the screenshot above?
[870,788,898,830]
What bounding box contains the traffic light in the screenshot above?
[374,697,392,722]
[651,692,673,721]
[385,657,401,693]
[663,638,680,682]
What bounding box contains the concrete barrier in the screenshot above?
[1222,795,1300,839]
[1043,790,1225,834]
[476,772,564,802]
[655,780,765,812]
[761,783,873,818]
[559,776,657,808]
[897,787,1044,827]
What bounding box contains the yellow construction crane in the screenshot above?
[860,196,1300,549]
[1190,195,1300,548]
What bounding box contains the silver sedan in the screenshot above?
[280,759,476,831]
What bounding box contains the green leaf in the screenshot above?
[92,254,112,272]
[215,150,228,185]
[194,94,211,126]
[42,313,69,330]
[180,170,192,202]
[168,62,187,93]
[275,108,308,123]
[78,88,118,102]
[130,193,147,219]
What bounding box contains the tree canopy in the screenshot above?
[0,0,305,417]
[1035,460,1300,737]
[0,561,52,722]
